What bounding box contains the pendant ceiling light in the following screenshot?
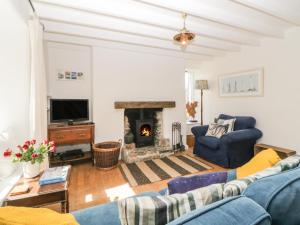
[173,13,195,46]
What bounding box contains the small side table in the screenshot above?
[254,143,296,159]
[186,121,201,148]
[4,166,71,213]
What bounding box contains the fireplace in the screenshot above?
[124,108,158,148]
[136,119,154,147]
[118,101,176,163]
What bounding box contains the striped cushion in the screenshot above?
[223,155,300,198]
[118,183,224,225]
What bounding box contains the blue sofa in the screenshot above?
[72,166,300,225]
[192,114,263,168]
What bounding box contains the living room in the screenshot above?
[1,0,300,225]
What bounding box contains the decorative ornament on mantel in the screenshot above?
[173,13,195,47]
[3,139,56,178]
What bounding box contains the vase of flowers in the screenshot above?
[3,139,56,178]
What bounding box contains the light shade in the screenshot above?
[195,80,209,90]
[173,29,195,46]
[173,13,195,46]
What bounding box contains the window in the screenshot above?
[185,71,195,103]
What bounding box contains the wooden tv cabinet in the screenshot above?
[48,123,95,167]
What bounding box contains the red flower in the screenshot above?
[31,139,36,145]
[15,153,22,158]
[43,139,49,145]
[25,140,30,146]
[22,144,29,150]
[49,141,55,147]
[31,153,38,158]
[3,149,12,157]
[50,146,56,153]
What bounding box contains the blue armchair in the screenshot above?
[192,114,262,168]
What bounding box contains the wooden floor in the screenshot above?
[49,149,225,212]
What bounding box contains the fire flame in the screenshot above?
[141,127,151,136]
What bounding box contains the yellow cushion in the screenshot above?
[0,206,79,225]
[236,148,281,179]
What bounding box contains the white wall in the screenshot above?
[198,27,300,152]
[0,0,31,172]
[46,42,92,120]
[92,47,186,143]
[46,43,187,145]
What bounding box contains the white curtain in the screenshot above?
[28,15,48,167]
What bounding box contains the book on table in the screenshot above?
[39,165,70,186]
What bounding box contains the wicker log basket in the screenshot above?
[93,139,122,170]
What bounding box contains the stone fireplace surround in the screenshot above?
[114,101,176,163]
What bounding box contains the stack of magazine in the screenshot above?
[39,166,70,186]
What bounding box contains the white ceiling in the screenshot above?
[33,0,300,62]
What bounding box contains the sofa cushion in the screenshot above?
[218,114,256,130]
[217,118,236,132]
[168,196,271,225]
[243,166,300,225]
[205,123,229,138]
[73,191,161,225]
[74,201,120,225]
[118,183,224,225]
[198,136,220,149]
[236,148,281,179]
[167,172,228,194]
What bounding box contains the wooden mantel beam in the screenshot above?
[114,101,176,109]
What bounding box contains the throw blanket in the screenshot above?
[223,155,300,198]
[118,183,224,225]
[0,206,79,225]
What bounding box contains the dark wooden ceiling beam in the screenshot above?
[114,101,176,109]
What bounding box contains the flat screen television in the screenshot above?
[50,99,89,123]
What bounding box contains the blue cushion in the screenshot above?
[168,196,271,225]
[243,166,300,225]
[72,191,161,225]
[198,136,220,149]
[219,114,256,130]
[168,172,228,194]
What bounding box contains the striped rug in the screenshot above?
[119,155,212,186]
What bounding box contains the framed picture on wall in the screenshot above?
[57,69,64,80]
[71,72,77,80]
[218,68,264,97]
[56,69,84,81]
[77,72,84,80]
[65,71,71,80]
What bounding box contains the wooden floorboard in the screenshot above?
[47,149,225,212]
